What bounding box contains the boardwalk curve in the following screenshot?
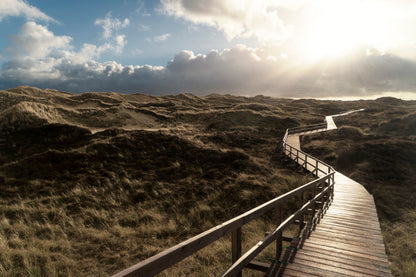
[273,111,392,276]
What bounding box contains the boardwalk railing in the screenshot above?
[112,124,335,277]
[286,123,327,135]
[283,125,334,179]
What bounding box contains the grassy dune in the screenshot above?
[0,86,415,276]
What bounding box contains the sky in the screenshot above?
[1,0,416,98]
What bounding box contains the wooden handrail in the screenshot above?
[112,175,333,277]
[283,123,335,177]
[219,184,334,276]
[287,123,327,135]
[112,123,335,277]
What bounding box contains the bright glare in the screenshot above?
[301,0,387,60]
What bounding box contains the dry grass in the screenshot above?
[1,87,414,276]
[0,86,317,276]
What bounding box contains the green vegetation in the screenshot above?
[1,87,414,276]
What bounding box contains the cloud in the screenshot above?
[154,33,171,41]
[1,23,416,99]
[93,12,128,54]
[0,0,56,22]
[94,12,130,39]
[159,0,290,43]
[136,0,151,16]
[138,24,150,31]
[1,22,127,83]
[8,22,72,59]
[145,33,171,42]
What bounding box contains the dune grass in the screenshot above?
[1,88,315,276]
[1,87,414,276]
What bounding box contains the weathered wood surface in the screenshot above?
[274,115,392,276]
[268,172,392,276]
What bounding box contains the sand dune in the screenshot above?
[0,86,415,276]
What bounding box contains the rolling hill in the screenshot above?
[0,86,415,276]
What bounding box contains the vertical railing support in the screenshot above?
[232,227,242,277]
[311,184,316,227]
[276,205,282,260]
[296,150,299,163]
[298,191,305,235]
[304,155,308,170]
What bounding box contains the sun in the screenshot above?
[299,0,387,60]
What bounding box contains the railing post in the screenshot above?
[311,184,316,226]
[304,155,308,170]
[232,227,242,277]
[298,192,304,235]
[276,205,282,260]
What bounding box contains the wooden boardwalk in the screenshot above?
[272,112,392,277]
[268,172,392,276]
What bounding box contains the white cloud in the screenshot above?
[154,33,171,41]
[94,12,130,39]
[145,33,171,42]
[114,35,127,53]
[159,0,290,43]
[2,22,416,99]
[138,24,150,31]
[0,0,56,22]
[1,22,129,83]
[8,22,72,59]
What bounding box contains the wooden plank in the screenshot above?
[322,214,381,226]
[328,203,375,211]
[333,198,376,205]
[320,221,382,233]
[287,254,389,277]
[329,204,377,212]
[295,244,391,268]
[310,233,385,248]
[324,210,379,220]
[319,219,383,232]
[325,210,379,219]
[282,262,359,277]
[316,222,384,237]
[300,242,390,261]
[292,254,390,276]
[313,223,385,239]
[291,249,392,273]
[308,234,387,252]
[246,260,269,272]
[279,266,327,277]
